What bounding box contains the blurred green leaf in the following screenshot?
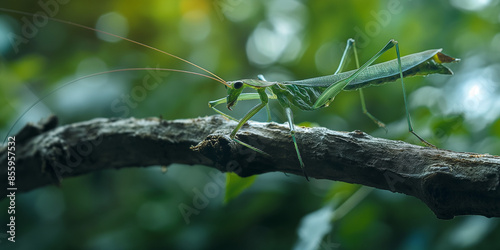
[323,182,360,204]
[294,202,336,250]
[224,172,257,204]
[491,119,500,137]
[297,121,320,128]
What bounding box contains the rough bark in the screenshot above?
[1,115,499,219]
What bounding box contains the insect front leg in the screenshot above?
[229,88,270,156]
[209,92,275,122]
[209,97,240,121]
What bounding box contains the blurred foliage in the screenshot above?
[1,0,500,249]
[224,173,257,203]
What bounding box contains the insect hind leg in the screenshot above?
[343,39,388,131]
[394,41,436,148]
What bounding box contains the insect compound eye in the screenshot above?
[233,81,244,89]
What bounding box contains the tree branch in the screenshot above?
[1,115,499,219]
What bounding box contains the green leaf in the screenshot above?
[224,173,257,204]
[323,182,360,204]
[294,203,337,250]
[297,121,320,128]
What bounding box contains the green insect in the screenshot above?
[209,39,459,179]
[1,9,459,181]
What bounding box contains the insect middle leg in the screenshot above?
[284,106,309,180]
[229,89,270,155]
[336,39,387,130]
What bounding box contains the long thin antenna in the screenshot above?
[0,8,229,87]
[1,68,223,144]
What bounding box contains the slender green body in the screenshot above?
[287,49,451,89]
[230,49,457,111]
[216,40,459,179]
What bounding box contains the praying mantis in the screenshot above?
[1,9,460,180]
[209,39,459,179]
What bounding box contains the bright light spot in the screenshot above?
[95,12,129,43]
[458,71,495,123]
[466,84,481,100]
[410,86,443,110]
[247,23,287,65]
[246,0,307,66]
[442,55,500,131]
[450,0,492,11]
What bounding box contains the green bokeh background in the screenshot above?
[1,0,499,249]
